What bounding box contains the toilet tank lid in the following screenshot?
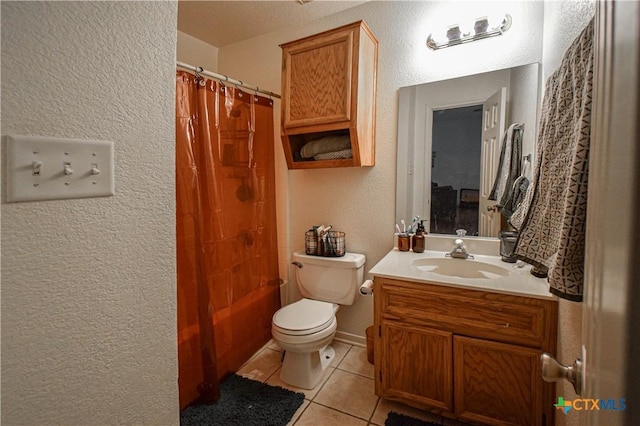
[292,251,365,269]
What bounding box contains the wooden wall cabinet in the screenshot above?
[280,21,378,169]
[373,277,558,426]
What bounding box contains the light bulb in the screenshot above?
[458,19,475,37]
[487,13,506,31]
[430,24,449,45]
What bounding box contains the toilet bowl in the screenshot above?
[272,298,338,388]
[272,298,338,351]
[271,251,365,389]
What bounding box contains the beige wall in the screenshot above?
[1,2,179,424]
[217,0,544,341]
[177,30,219,72]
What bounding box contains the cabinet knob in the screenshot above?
[540,352,583,395]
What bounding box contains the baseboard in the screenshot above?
[334,330,366,347]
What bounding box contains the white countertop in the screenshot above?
[369,249,556,300]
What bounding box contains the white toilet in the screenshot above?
[271,250,365,389]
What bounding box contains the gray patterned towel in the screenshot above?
[489,122,523,209]
[501,175,529,220]
[510,18,594,302]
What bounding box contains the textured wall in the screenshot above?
[217,0,544,339]
[542,0,596,81]
[509,63,541,172]
[1,2,179,424]
[177,31,219,72]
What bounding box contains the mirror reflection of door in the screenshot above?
[430,87,505,237]
[479,87,507,237]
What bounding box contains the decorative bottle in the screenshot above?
[412,221,426,253]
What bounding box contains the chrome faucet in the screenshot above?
[446,229,474,259]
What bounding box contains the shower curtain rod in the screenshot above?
[177,61,281,100]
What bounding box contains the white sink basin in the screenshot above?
[411,257,510,279]
[369,249,554,300]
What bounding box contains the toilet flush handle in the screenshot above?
[292,261,303,268]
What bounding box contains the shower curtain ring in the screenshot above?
[235,80,243,96]
[220,75,230,92]
[194,66,205,86]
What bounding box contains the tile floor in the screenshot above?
[237,339,468,426]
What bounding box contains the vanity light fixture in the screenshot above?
[427,14,512,50]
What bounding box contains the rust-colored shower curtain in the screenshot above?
[176,70,280,410]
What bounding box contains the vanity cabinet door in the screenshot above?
[453,335,542,426]
[379,322,453,412]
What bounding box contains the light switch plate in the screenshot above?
[6,135,115,202]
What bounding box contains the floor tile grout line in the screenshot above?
[309,364,379,424]
[308,400,375,423]
[367,395,382,425]
[308,363,339,402]
[292,357,349,426]
[290,399,311,426]
[264,365,281,383]
[335,365,375,380]
[335,344,353,369]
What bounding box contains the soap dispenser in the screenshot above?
[412,220,426,253]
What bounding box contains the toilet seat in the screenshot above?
[272,299,335,336]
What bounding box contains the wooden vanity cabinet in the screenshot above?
[373,277,558,426]
[280,21,377,169]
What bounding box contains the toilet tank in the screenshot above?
[292,251,365,305]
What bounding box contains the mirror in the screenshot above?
[396,63,540,238]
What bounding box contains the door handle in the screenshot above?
[487,205,499,212]
[540,352,583,395]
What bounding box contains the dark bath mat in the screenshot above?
[180,374,304,426]
[385,411,442,426]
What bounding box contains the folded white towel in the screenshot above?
[313,148,353,161]
[300,135,351,158]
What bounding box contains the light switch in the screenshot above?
[6,135,115,202]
